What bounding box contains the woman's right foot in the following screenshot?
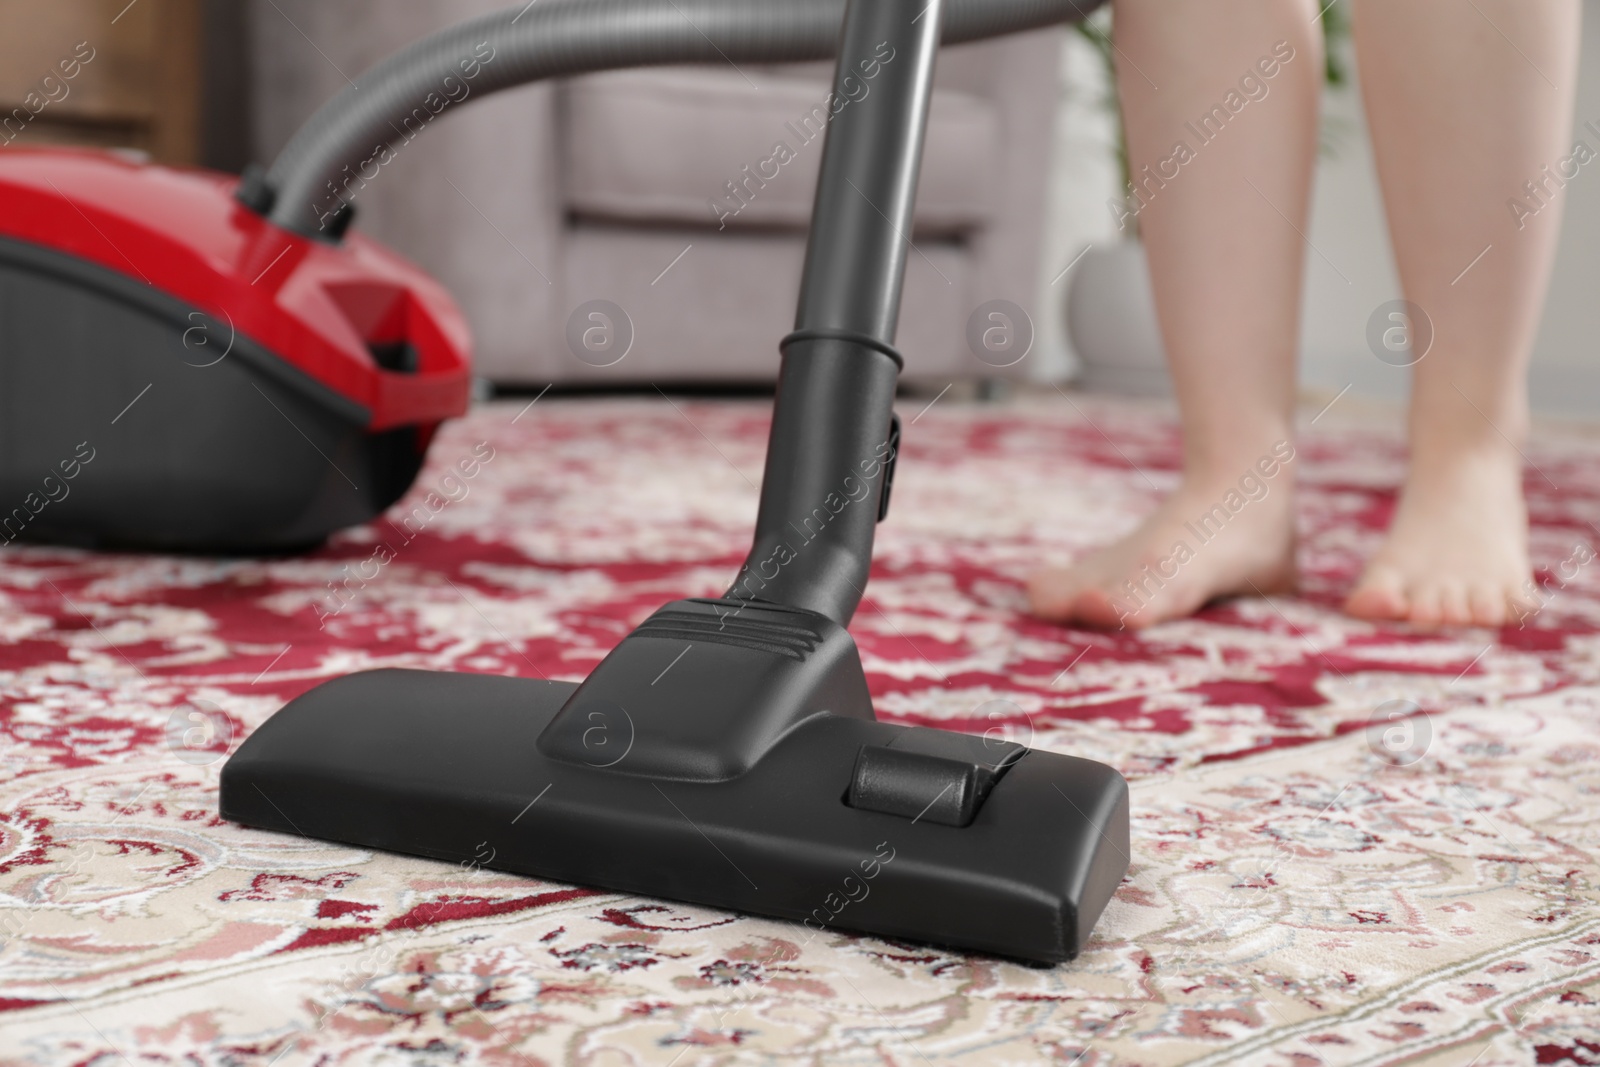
[1028,452,1299,630]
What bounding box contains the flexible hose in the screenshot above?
[262,0,1106,236]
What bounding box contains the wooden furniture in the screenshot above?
[0,0,203,164]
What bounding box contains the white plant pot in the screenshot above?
[1064,240,1172,396]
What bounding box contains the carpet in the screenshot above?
[2,394,1598,1066]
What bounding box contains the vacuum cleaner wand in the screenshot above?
[222,0,1128,965]
[732,0,939,625]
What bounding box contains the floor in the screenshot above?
[1,393,1598,1065]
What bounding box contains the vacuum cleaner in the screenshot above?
[220,0,1127,965]
[0,148,471,553]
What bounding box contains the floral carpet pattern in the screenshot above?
[2,395,1599,1065]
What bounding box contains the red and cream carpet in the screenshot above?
[2,394,1599,1065]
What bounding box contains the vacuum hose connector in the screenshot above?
[259,0,1105,237]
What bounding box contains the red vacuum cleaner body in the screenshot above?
[0,147,470,553]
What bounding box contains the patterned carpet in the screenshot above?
[2,394,1599,1066]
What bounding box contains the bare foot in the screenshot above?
[1345,441,1537,628]
[1029,457,1298,630]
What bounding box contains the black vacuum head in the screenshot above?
[222,599,1129,964]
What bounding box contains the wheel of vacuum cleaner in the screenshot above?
[0,147,471,554]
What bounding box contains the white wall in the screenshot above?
[1042,3,1600,418]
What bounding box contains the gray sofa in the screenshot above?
[251,1,1063,385]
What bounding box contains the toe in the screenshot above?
[1345,566,1409,621]
[1409,584,1443,628]
[1437,582,1473,627]
[1027,567,1083,622]
[1506,580,1544,627]
[1467,583,1507,628]
[1071,587,1142,631]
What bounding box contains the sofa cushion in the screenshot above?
[552,223,972,384]
[562,67,998,236]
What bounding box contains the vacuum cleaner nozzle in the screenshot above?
[222,599,1129,964]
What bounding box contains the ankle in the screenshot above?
[1406,422,1525,482]
[1411,376,1529,457]
[1180,437,1300,498]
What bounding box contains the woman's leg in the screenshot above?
[1346,0,1579,627]
[1030,0,1321,628]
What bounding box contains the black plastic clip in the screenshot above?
[877,412,900,522]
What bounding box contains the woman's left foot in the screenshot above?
[1345,439,1539,627]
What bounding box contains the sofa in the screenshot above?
[250,0,1064,385]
